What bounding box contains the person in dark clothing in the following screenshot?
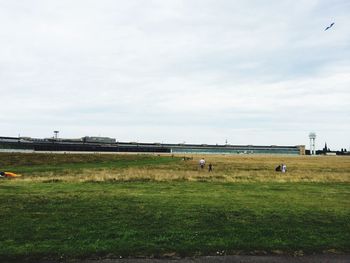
[208,163,213,172]
[275,165,282,172]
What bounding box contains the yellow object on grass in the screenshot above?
[4,172,19,177]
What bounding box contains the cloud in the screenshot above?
[0,0,349,149]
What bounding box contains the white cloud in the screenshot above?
[0,0,349,149]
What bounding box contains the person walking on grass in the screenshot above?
[199,158,206,169]
[208,163,213,172]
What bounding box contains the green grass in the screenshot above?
[0,181,349,261]
[0,153,349,261]
[0,153,179,174]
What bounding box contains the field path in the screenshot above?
[61,254,350,263]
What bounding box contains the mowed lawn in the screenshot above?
[0,153,349,261]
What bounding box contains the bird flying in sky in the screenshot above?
[325,22,335,31]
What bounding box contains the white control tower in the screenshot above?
[309,132,316,155]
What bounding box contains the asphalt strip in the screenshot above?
[53,254,350,263]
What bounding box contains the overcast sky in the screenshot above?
[1,0,349,150]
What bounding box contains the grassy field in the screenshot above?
[0,153,349,261]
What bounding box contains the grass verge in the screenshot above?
[0,181,349,261]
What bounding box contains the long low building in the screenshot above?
[0,136,305,155]
[170,144,305,155]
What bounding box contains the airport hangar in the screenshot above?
[0,136,305,155]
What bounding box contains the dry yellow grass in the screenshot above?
[16,154,350,183]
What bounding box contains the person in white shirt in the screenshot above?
[199,158,206,169]
[282,164,287,173]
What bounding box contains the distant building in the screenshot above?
[170,144,305,155]
[82,136,116,144]
[323,142,330,153]
[0,136,305,155]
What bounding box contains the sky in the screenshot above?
[1,0,349,150]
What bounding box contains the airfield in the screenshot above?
[0,152,349,262]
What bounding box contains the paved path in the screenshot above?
[77,254,350,263]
